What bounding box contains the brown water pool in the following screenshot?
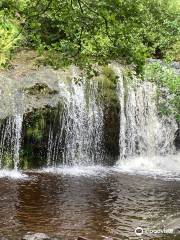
[0,166,180,240]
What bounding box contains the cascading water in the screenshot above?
[0,114,23,170]
[110,63,178,175]
[0,64,178,175]
[46,63,178,172]
[0,90,23,170]
[110,63,177,158]
[13,114,23,170]
[47,66,104,166]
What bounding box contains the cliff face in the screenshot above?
[0,60,179,169]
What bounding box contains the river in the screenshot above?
[0,158,180,240]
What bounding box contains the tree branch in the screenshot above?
[77,0,84,14]
[79,1,112,41]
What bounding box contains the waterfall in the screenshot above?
[13,114,23,170]
[47,64,178,168]
[0,86,24,170]
[0,64,178,171]
[47,66,104,166]
[111,63,177,159]
[0,114,23,170]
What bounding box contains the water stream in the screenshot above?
[47,66,104,166]
[0,64,178,169]
[111,63,177,159]
[0,114,23,170]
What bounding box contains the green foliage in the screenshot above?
[0,152,14,168]
[37,49,73,69]
[166,41,180,62]
[26,112,45,141]
[0,10,21,68]
[19,157,29,170]
[102,66,118,85]
[21,106,59,169]
[0,0,179,68]
[143,62,180,120]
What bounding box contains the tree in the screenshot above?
[0,0,179,69]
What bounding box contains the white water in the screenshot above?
[116,153,180,180]
[13,114,23,170]
[111,63,177,159]
[46,64,179,179]
[0,169,27,179]
[0,64,179,181]
[0,114,23,170]
[43,165,109,177]
[41,153,180,180]
[47,66,104,166]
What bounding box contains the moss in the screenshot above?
[95,66,119,106]
[1,152,14,168]
[19,157,30,170]
[102,66,118,85]
[26,126,43,141]
[122,69,131,105]
[21,104,64,169]
[36,49,73,69]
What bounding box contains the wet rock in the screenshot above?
[77,237,89,240]
[171,61,180,70]
[175,122,180,150]
[23,83,58,96]
[22,232,50,240]
[147,59,180,75]
[103,104,120,164]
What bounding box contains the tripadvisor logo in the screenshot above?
[135,227,144,236]
[135,226,174,237]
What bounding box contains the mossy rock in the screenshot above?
[22,83,58,96]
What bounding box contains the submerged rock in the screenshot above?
[22,232,50,240]
[22,232,63,240]
[22,233,90,240]
[77,237,89,240]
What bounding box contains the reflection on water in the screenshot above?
[0,168,180,240]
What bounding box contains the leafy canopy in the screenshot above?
[143,62,180,120]
[0,0,179,69]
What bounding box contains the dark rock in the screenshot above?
[77,237,89,240]
[23,83,58,96]
[22,232,50,240]
[175,122,180,150]
[103,103,120,164]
